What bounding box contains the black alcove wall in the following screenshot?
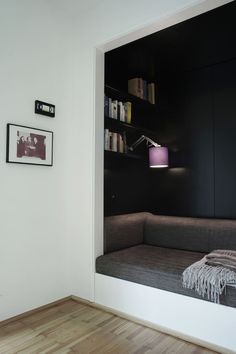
[104,2,236,218]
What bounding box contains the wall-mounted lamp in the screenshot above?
[129,135,168,168]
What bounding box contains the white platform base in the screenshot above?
[95,273,236,353]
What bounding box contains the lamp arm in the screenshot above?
[129,135,161,151]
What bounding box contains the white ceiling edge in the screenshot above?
[99,0,233,53]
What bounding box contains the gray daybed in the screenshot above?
[96,212,236,307]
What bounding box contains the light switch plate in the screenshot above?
[35,100,55,117]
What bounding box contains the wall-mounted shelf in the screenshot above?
[104,150,142,160]
[104,116,158,140]
[105,85,156,109]
[105,85,158,129]
[104,84,159,165]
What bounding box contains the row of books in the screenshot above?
[104,95,132,123]
[128,78,155,104]
[104,129,127,153]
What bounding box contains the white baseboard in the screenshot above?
[0,296,72,326]
[94,273,236,354]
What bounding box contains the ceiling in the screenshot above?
[46,0,100,21]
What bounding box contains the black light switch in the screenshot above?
[35,100,55,117]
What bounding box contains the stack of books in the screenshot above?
[128,78,156,104]
[104,95,132,124]
[104,129,127,153]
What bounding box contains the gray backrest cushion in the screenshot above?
[144,214,236,253]
[104,212,150,254]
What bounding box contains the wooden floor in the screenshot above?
[0,300,219,354]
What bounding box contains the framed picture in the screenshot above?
[6,124,53,166]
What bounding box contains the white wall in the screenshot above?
[0,0,76,320]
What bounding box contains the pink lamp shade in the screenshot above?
[149,146,168,168]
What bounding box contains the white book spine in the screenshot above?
[104,129,109,150]
[112,132,118,152]
[120,102,125,122]
[108,98,112,117]
[118,102,122,121]
[112,100,118,119]
[118,134,124,153]
[138,78,144,99]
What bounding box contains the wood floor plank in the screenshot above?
[0,300,219,354]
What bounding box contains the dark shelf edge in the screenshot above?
[104,116,158,138]
[104,150,142,160]
[105,116,136,130]
[105,85,156,107]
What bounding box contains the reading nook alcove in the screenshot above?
[98,1,236,308]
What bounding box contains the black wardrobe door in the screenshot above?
[149,68,214,218]
[214,59,236,218]
[182,68,214,217]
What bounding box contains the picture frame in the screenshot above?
[6,124,53,166]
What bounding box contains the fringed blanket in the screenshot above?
[206,249,236,271]
[182,250,236,303]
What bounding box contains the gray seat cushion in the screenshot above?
[144,214,236,253]
[104,212,149,253]
[96,244,236,307]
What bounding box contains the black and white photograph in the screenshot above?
[7,124,53,166]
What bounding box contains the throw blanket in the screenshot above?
[206,249,236,271]
[182,250,236,303]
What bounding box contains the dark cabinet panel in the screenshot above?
[104,160,151,216]
[181,69,214,217]
[150,68,214,217]
[214,60,236,218]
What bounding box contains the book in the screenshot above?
[119,102,125,121]
[123,132,128,153]
[109,132,113,150]
[118,134,124,153]
[148,83,155,104]
[111,132,118,152]
[104,130,125,153]
[117,101,120,120]
[104,95,109,116]
[112,100,118,119]
[139,78,143,98]
[108,98,112,117]
[128,78,143,98]
[105,95,132,121]
[143,80,147,100]
[124,102,132,124]
[104,129,110,150]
